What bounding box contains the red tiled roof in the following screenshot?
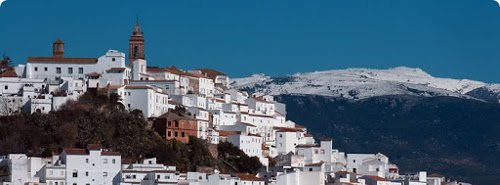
[363,175,388,181]
[130,80,176,83]
[275,127,304,133]
[296,144,320,148]
[124,85,156,90]
[304,133,314,137]
[234,173,264,181]
[28,57,97,63]
[336,171,357,175]
[146,66,167,73]
[0,69,18,78]
[87,144,102,150]
[85,72,101,77]
[305,161,324,167]
[106,67,127,73]
[195,68,225,80]
[218,131,240,137]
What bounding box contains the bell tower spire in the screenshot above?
[129,16,145,61]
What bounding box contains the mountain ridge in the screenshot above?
[231,66,500,103]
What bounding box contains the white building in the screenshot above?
[226,133,268,166]
[346,153,390,178]
[120,158,178,185]
[113,85,169,118]
[0,154,47,185]
[60,144,121,185]
[295,139,334,172]
[272,168,325,185]
[26,39,126,83]
[275,128,306,155]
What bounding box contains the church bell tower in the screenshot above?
[129,17,145,61]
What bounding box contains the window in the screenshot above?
[68,67,73,74]
[103,159,108,164]
[34,67,38,71]
[4,85,7,90]
[112,58,115,62]
[85,158,89,163]
[112,159,116,164]
[175,121,179,128]
[85,171,89,176]
[182,132,185,137]
[132,175,136,179]
[56,67,61,74]
[78,67,84,74]
[72,171,78,177]
[44,67,48,71]
[103,172,108,177]
[174,132,178,137]
[167,131,171,137]
[166,175,170,179]
[55,182,58,185]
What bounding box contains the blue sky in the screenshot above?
[1,0,500,82]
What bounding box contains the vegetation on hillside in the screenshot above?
[0,91,261,173]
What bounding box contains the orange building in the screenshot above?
[153,110,198,143]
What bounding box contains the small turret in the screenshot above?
[53,39,64,58]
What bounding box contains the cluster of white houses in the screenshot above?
[0,21,471,185]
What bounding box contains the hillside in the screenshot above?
[276,94,500,184]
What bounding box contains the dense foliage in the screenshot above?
[0,91,259,173]
[277,94,500,185]
[217,142,263,174]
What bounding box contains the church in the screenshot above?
[0,19,220,118]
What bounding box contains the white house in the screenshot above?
[113,85,169,118]
[120,158,178,185]
[26,39,126,82]
[275,128,307,155]
[226,133,268,166]
[60,144,121,185]
[0,154,47,185]
[346,153,390,178]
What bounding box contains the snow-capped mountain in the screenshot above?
[231,67,500,102]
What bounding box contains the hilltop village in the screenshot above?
[0,21,470,185]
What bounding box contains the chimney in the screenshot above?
[53,39,64,58]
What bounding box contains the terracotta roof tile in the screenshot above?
[218,131,240,137]
[106,67,127,73]
[87,144,102,150]
[362,175,389,181]
[28,57,97,63]
[234,173,264,181]
[0,69,18,78]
